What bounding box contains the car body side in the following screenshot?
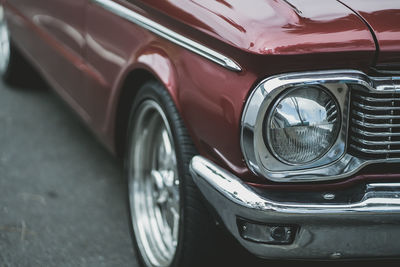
[2,0,399,186]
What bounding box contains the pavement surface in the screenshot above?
[0,76,138,267]
[1,71,399,267]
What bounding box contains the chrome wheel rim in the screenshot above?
[129,100,180,267]
[0,6,10,75]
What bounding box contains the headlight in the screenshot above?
[266,86,340,165]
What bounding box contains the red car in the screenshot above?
[1,0,400,266]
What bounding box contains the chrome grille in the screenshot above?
[349,85,400,159]
[370,63,400,76]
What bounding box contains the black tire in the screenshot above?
[125,81,218,267]
[1,42,24,85]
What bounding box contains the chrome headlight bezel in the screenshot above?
[241,70,400,182]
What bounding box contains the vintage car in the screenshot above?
[1,0,400,266]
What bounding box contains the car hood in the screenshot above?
[140,0,376,55]
[139,0,400,72]
[339,0,400,66]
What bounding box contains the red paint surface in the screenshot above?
[133,0,375,56]
[3,0,400,188]
[340,0,400,64]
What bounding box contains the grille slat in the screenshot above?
[351,136,400,146]
[351,127,400,137]
[352,118,400,128]
[349,86,400,159]
[349,145,400,155]
[354,94,399,103]
[352,110,400,120]
[353,101,400,111]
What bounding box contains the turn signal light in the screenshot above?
[237,218,297,245]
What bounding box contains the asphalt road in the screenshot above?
[1,73,399,267]
[0,77,139,267]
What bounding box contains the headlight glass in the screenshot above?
[266,86,340,165]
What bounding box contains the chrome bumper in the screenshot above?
[190,156,400,259]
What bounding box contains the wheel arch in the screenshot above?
[113,50,179,157]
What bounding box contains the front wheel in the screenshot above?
[125,81,217,267]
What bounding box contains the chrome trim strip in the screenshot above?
[351,136,400,146]
[241,70,400,182]
[353,101,400,110]
[354,94,398,102]
[352,110,399,120]
[350,145,400,154]
[90,0,242,72]
[352,127,400,137]
[352,118,400,128]
[367,182,400,188]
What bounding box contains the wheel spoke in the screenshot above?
[151,170,164,191]
[156,189,168,205]
[170,205,179,247]
[160,129,176,168]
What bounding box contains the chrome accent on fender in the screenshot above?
[190,156,400,259]
[90,0,241,72]
[241,70,400,182]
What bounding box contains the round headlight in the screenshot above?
[266,86,340,165]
